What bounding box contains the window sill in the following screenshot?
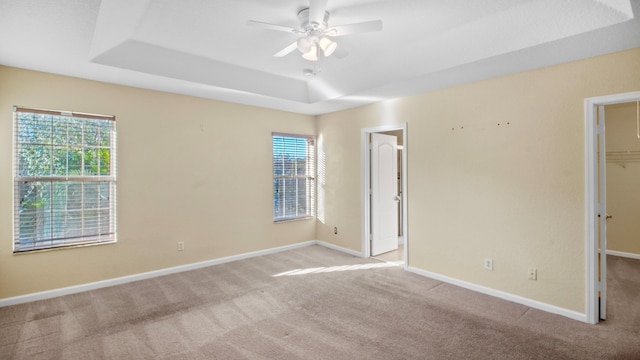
[274,216,315,224]
[13,239,117,255]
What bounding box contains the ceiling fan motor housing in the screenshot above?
[298,8,330,31]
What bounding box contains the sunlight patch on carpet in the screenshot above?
[272,261,402,277]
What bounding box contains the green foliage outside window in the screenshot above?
[14,110,116,251]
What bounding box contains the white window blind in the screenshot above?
[272,133,315,221]
[13,107,117,252]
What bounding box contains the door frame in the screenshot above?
[585,91,640,324]
[361,123,408,268]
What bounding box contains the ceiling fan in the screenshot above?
[247,0,383,61]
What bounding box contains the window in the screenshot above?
[272,133,315,221]
[13,107,117,252]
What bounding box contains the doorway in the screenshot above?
[603,102,640,259]
[585,91,640,324]
[361,124,408,268]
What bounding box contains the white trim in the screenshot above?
[584,98,597,324]
[584,91,640,324]
[401,126,408,269]
[606,250,640,260]
[407,266,587,323]
[1,237,610,324]
[361,123,409,271]
[316,240,364,257]
[361,128,370,259]
[0,240,316,307]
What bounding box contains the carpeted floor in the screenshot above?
[1,245,639,359]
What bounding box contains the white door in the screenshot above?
[371,133,399,256]
[598,105,607,320]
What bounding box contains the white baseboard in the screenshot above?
[407,266,588,323]
[315,240,364,258]
[0,240,317,307]
[606,250,640,260]
[1,240,590,326]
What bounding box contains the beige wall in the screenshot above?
[317,47,640,313]
[605,102,640,255]
[2,48,640,312]
[0,66,316,299]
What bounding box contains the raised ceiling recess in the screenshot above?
[0,0,638,115]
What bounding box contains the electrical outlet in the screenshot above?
[177,241,184,251]
[334,227,338,235]
[528,268,537,280]
[484,258,493,271]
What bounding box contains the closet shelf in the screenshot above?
[606,150,640,167]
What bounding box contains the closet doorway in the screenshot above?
[585,91,640,324]
[604,102,640,258]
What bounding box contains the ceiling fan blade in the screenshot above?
[309,0,328,27]
[247,20,299,34]
[274,41,299,57]
[328,20,383,36]
[333,46,349,59]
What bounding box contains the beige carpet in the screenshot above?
[1,245,639,359]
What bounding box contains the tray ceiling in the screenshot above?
[1,0,639,115]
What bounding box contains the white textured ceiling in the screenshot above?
[0,0,639,115]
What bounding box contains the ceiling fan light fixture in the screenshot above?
[297,37,314,53]
[302,44,318,61]
[318,36,337,56]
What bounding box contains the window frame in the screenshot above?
[272,132,316,222]
[12,106,117,253]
